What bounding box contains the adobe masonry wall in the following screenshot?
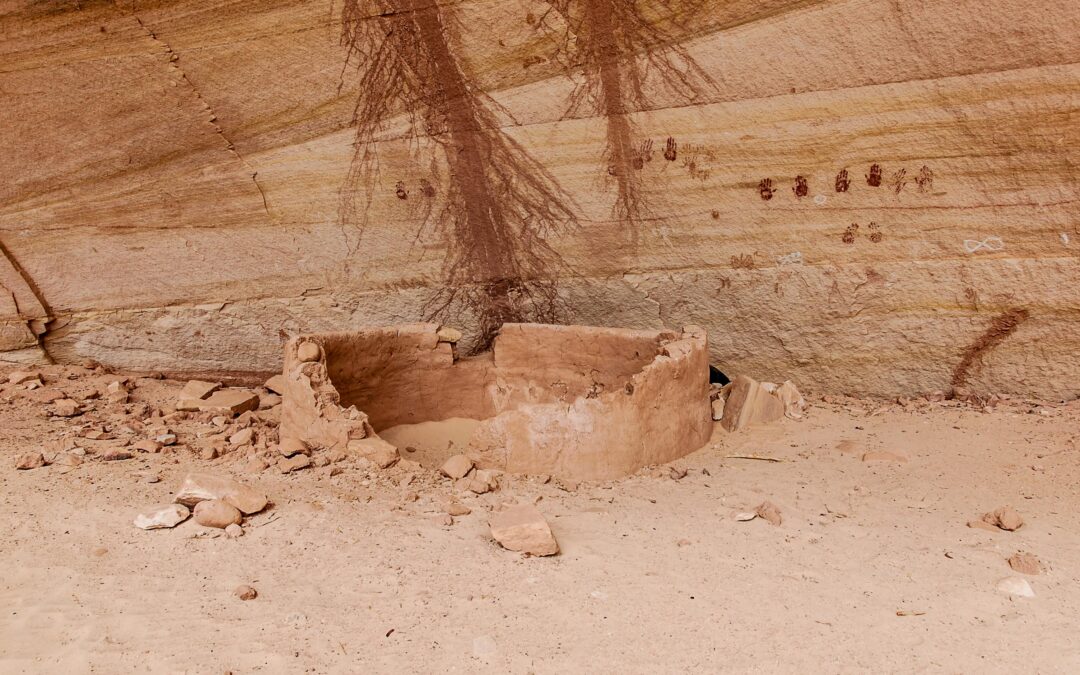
[280,323,711,480]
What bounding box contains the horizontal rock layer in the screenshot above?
[1,0,1078,397]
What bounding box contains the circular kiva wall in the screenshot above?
[279,323,712,480]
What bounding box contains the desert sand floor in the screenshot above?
[1,368,1078,673]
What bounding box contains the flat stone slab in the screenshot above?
[174,472,268,515]
[489,504,559,556]
[134,503,190,530]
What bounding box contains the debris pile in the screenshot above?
[135,471,269,534]
[713,374,806,431]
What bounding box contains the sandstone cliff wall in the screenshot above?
[1,0,1078,397]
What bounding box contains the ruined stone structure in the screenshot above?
[280,323,712,480]
[2,1,1078,397]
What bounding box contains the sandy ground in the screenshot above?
[1,366,1079,673]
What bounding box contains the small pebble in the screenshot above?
[234,584,257,601]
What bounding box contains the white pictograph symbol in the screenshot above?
[813,195,827,206]
[1061,233,1070,245]
[777,251,803,266]
[963,237,1004,254]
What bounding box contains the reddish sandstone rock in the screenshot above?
[174,472,268,514]
[983,506,1024,531]
[14,451,46,470]
[445,502,472,517]
[263,374,287,395]
[51,399,82,417]
[721,375,786,431]
[234,585,257,601]
[296,342,321,362]
[489,505,559,556]
[178,380,221,401]
[440,454,474,479]
[27,388,67,404]
[466,477,492,494]
[278,438,310,457]
[1008,551,1042,575]
[279,454,312,473]
[133,439,162,453]
[348,437,399,469]
[194,499,243,528]
[52,453,82,468]
[756,500,783,526]
[8,371,40,385]
[243,457,269,473]
[229,428,255,447]
[197,389,259,416]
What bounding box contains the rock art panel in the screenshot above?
[1,0,1078,398]
[339,0,578,351]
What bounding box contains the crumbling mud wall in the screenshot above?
[280,323,712,480]
[2,0,1079,398]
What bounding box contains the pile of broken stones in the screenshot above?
[6,365,797,560]
[124,372,556,555]
[135,472,268,538]
[437,452,558,556]
[18,364,1037,573]
[10,365,283,472]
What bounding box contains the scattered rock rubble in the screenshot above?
[13,363,1049,578]
[714,375,806,432]
[15,451,46,470]
[134,472,268,532]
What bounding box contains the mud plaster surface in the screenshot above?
[2,371,1079,672]
[283,324,711,480]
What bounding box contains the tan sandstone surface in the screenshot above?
[1,366,1079,671]
[1,0,1078,397]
